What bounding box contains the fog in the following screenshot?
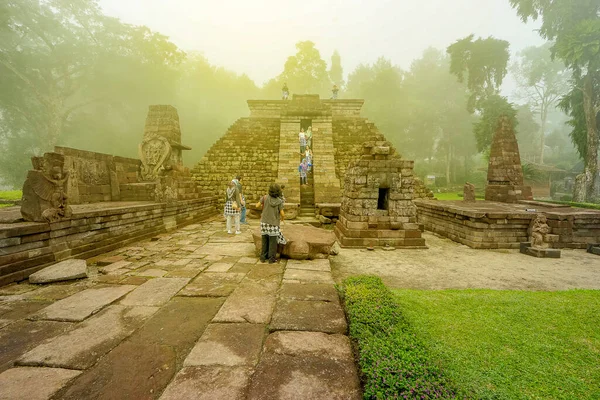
[0,0,589,191]
[98,0,545,86]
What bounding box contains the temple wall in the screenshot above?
[55,147,141,204]
[191,118,280,202]
[0,197,219,286]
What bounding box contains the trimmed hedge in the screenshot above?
[341,276,461,399]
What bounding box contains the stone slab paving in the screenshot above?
[30,285,137,322]
[120,277,189,307]
[246,331,361,400]
[0,367,81,400]
[213,279,279,324]
[28,259,88,284]
[282,269,335,284]
[0,320,71,373]
[54,297,223,400]
[280,282,340,302]
[205,262,234,272]
[159,366,253,400]
[17,305,158,369]
[184,323,266,367]
[99,260,132,274]
[0,219,361,398]
[178,272,246,297]
[286,259,332,272]
[270,299,347,334]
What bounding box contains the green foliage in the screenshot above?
[521,163,546,183]
[278,41,330,95]
[394,289,600,399]
[559,75,598,161]
[509,0,600,199]
[514,104,541,156]
[536,199,600,210]
[0,190,22,200]
[473,95,518,152]
[447,35,510,112]
[0,0,261,188]
[512,43,571,163]
[346,49,478,185]
[0,0,186,187]
[341,276,460,399]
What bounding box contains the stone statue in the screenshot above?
[21,154,72,223]
[529,214,550,249]
[139,135,172,181]
[463,182,476,202]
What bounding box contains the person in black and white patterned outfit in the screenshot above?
[256,183,286,263]
[224,180,242,234]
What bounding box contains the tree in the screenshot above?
[447,35,515,154]
[510,0,600,200]
[329,50,344,88]
[447,35,511,112]
[512,43,570,163]
[514,104,541,160]
[0,0,184,186]
[278,41,330,95]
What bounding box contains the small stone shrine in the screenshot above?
[21,152,73,222]
[485,115,533,203]
[335,141,426,248]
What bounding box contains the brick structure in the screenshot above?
[334,141,426,248]
[415,199,600,249]
[485,115,533,203]
[192,95,432,219]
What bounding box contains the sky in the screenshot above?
[98,0,545,88]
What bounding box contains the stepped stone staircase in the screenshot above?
[191,96,433,221]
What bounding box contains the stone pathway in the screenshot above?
[0,218,361,400]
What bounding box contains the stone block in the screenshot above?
[28,260,88,284]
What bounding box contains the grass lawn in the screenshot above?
[433,192,462,200]
[0,190,22,201]
[433,192,484,201]
[394,289,600,400]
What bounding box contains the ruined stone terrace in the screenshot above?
[0,218,361,399]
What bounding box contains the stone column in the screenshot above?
[312,117,341,204]
[277,118,301,204]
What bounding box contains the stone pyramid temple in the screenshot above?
[192,94,430,217]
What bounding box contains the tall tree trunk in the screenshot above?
[539,105,547,164]
[582,72,598,201]
[446,143,451,186]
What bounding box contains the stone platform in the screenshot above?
[0,219,360,399]
[0,198,219,286]
[415,199,600,250]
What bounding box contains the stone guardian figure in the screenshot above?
[21,153,72,223]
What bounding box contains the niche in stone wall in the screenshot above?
[301,119,312,131]
[377,188,389,210]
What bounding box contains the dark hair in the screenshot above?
[280,184,286,190]
[268,183,281,198]
[235,175,242,180]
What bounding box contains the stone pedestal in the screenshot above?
[485,185,533,203]
[520,242,561,258]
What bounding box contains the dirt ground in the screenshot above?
[331,232,600,291]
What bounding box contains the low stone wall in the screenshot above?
[415,199,600,250]
[55,146,141,204]
[0,197,219,286]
